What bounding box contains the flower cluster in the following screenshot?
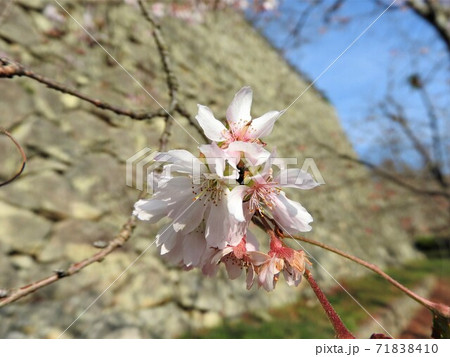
[134,87,318,291]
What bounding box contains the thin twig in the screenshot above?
[304,269,355,339]
[286,233,450,319]
[175,104,209,142]
[0,213,138,307]
[0,127,27,187]
[0,1,194,306]
[0,57,165,121]
[138,0,178,109]
[319,142,450,199]
[137,0,208,144]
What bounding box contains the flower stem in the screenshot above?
[304,269,355,339]
[287,234,450,319]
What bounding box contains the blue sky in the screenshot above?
[249,1,449,170]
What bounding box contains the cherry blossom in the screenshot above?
[134,86,320,291]
[133,146,243,251]
[195,87,284,146]
[256,235,311,291]
[228,153,319,234]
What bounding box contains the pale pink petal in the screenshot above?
[133,199,167,223]
[157,149,204,174]
[245,230,259,251]
[205,198,229,248]
[199,142,227,177]
[201,249,221,277]
[227,141,270,166]
[246,265,255,289]
[271,193,313,233]
[283,266,302,287]
[224,259,243,280]
[248,251,270,266]
[226,86,253,127]
[227,212,251,247]
[154,177,193,201]
[156,224,179,254]
[227,185,248,222]
[275,168,319,190]
[162,238,183,265]
[196,105,228,142]
[183,230,207,267]
[247,110,283,139]
[259,257,282,291]
[211,247,233,264]
[171,198,207,233]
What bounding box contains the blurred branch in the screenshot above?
[285,233,450,320]
[0,57,166,121]
[406,0,450,53]
[138,0,178,111]
[0,1,206,307]
[138,0,208,143]
[319,142,450,199]
[0,213,138,308]
[175,103,209,142]
[0,127,27,187]
[415,77,447,188]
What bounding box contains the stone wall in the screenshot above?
[0,0,419,338]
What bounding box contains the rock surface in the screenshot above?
[0,0,420,338]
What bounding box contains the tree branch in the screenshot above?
[137,0,208,143]
[319,142,450,199]
[406,0,450,53]
[0,213,138,308]
[285,233,450,319]
[0,127,27,187]
[0,57,166,121]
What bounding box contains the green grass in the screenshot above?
[182,258,449,338]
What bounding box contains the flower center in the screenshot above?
[192,177,225,206]
[246,177,281,214]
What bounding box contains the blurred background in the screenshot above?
[0,0,448,338]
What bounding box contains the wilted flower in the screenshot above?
[256,235,311,291]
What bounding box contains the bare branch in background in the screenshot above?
[381,92,447,189]
[138,0,208,143]
[0,57,166,121]
[406,0,450,52]
[0,0,204,307]
[0,127,27,187]
[0,213,139,307]
[285,233,450,320]
[319,142,450,200]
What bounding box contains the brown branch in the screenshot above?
[137,0,208,144]
[175,104,209,142]
[406,0,450,53]
[0,0,202,308]
[0,127,27,187]
[0,57,166,121]
[319,142,450,199]
[383,90,447,190]
[0,213,138,307]
[304,269,355,339]
[138,0,178,109]
[285,233,450,319]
